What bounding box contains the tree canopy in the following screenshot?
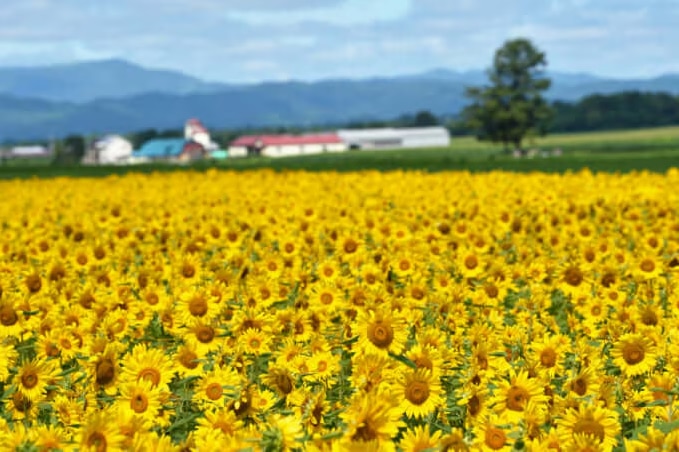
[463,38,553,151]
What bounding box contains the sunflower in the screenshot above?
[439,428,469,452]
[393,368,443,419]
[52,394,83,429]
[79,409,126,452]
[611,333,658,376]
[639,372,675,421]
[456,247,485,279]
[566,367,601,399]
[262,366,297,398]
[0,300,27,338]
[289,388,329,431]
[306,350,341,382]
[116,379,163,422]
[315,259,341,282]
[119,343,175,390]
[4,389,41,421]
[32,424,70,451]
[399,425,442,452]
[14,358,59,402]
[458,383,490,425]
[308,281,343,315]
[527,334,567,378]
[195,407,243,439]
[558,262,590,298]
[356,307,408,356]
[237,327,272,356]
[261,413,304,452]
[405,344,445,378]
[349,352,399,394]
[340,392,403,451]
[491,370,549,424]
[187,321,225,355]
[557,404,619,450]
[0,341,18,381]
[178,288,218,325]
[472,415,512,451]
[90,343,123,395]
[195,365,242,407]
[632,254,663,281]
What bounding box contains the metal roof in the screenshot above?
[133,138,187,158]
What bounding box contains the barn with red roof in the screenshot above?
[228,133,346,158]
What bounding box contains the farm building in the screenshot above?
[228,134,347,158]
[130,138,207,164]
[81,134,133,165]
[1,145,52,160]
[337,127,450,150]
[184,118,218,151]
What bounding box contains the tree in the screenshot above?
[413,110,439,127]
[462,38,553,152]
[52,134,86,165]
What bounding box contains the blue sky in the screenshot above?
[0,0,676,83]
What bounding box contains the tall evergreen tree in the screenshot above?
[463,38,553,151]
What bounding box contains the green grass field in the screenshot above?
[1,126,678,179]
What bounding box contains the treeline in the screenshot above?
[550,91,679,132]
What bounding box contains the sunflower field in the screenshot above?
[1,167,679,451]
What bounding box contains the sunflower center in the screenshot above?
[25,273,42,293]
[206,383,223,400]
[641,309,658,326]
[275,372,294,394]
[405,380,430,405]
[506,386,530,411]
[86,432,107,452]
[640,259,655,273]
[367,321,394,349]
[399,260,411,271]
[138,368,161,387]
[21,371,38,389]
[564,267,584,286]
[189,297,208,317]
[131,394,148,413]
[622,343,645,365]
[0,305,18,326]
[182,264,196,278]
[411,287,425,300]
[601,272,616,288]
[12,392,32,412]
[484,284,499,298]
[414,356,433,371]
[464,255,478,270]
[468,394,481,416]
[145,293,159,305]
[572,378,588,396]
[573,419,605,441]
[484,427,506,450]
[179,350,199,369]
[352,421,378,442]
[540,349,557,368]
[196,326,215,343]
[343,239,358,254]
[320,293,333,305]
[95,358,116,385]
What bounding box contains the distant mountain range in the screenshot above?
[1,59,679,141]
